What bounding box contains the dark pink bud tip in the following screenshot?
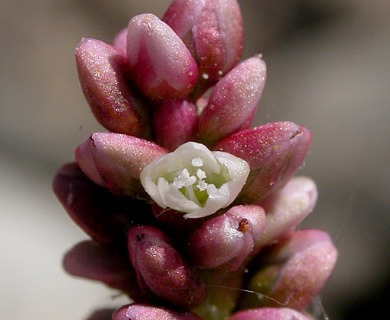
[113,304,202,320]
[214,122,312,203]
[126,14,198,100]
[127,226,206,309]
[76,38,150,137]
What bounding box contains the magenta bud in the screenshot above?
[242,229,337,310]
[127,226,206,309]
[113,304,202,320]
[255,176,318,250]
[63,240,141,298]
[76,38,150,137]
[153,99,198,151]
[163,0,243,88]
[75,133,167,196]
[228,308,312,320]
[214,122,312,203]
[198,56,266,145]
[126,14,198,100]
[187,205,265,270]
[112,27,127,52]
[52,162,153,244]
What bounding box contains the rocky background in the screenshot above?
[1,1,389,319]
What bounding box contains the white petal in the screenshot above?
[213,151,250,204]
[157,178,199,212]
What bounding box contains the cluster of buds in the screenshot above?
[53,1,337,320]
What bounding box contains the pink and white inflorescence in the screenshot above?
[53,1,337,319]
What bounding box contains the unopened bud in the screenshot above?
[75,133,167,196]
[127,226,206,309]
[198,56,266,146]
[241,229,337,310]
[163,0,243,90]
[153,99,198,151]
[187,205,265,270]
[76,38,150,137]
[113,304,201,320]
[127,14,198,100]
[227,307,312,320]
[214,122,311,203]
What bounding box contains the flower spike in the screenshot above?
[55,0,338,318]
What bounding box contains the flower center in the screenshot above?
[140,141,250,218]
[168,157,226,207]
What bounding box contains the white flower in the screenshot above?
[140,142,250,218]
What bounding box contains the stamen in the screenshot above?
[192,157,204,167]
[197,180,208,191]
[196,169,206,180]
[173,168,196,189]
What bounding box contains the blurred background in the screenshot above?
[1,0,389,319]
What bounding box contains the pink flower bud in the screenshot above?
[113,304,202,320]
[75,133,167,196]
[52,162,153,244]
[255,176,318,249]
[241,229,337,310]
[163,0,243,89]
[198,56,266,146]
[228,307,312,320]
[214,122,312,203]
[112,27,127,52]
[153,99,198,151]
[76,38,150,137]
[63,241,141,298]
[127,226,206,309]
[126,14,198,100]
[186,205,265,270]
